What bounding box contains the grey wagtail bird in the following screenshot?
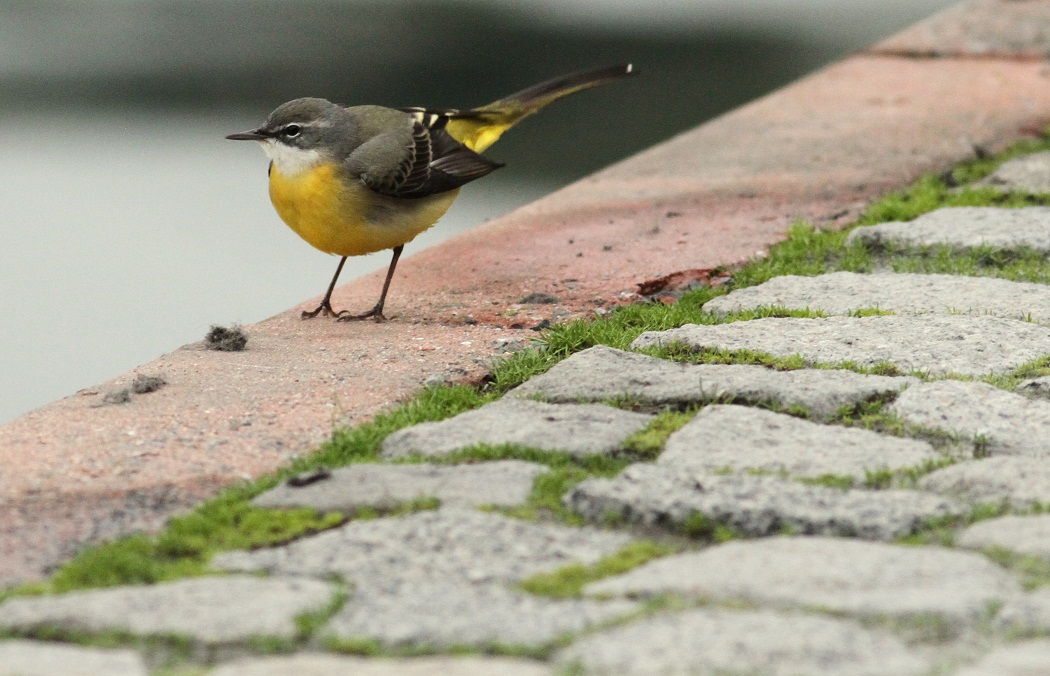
[226,63,635,321]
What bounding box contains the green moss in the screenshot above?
[968,502,1013,523]
[983,355,1050,391]
[309,384,496,468]
[888,243,1050,283]
[499,466,593,526]
[641,343,921,381]
[834,400,967,457]
[897,503,1012,547]
[791,457,955,492]
[598,393,650,411]
[519,541,676,598]
[484,347,562,394]
[862,361,909,377]
[48,504,344,592]
[161,504,345,558]
[861,468,895,489]
[0,582,49,604]
[801,474,855,490]
[401,443,632,525]
[890,457,959,487]
[680,512,740,542]
[864,611,960,644]
[538,290,723,357]
[324,636,385,656]
[295,587,350,639]
[983,546,1050,591]
[973,434,992,459]
[730,223,869,289]
[323,636,552,660]
[623,410,697,458]
[722,306,830,321]
[48,535,209,592]
[390,440,630,524]
[850,307,895,317]
[2,626,196,669]
[246,635,298,654]
[601,508,628,528]
[950,136,1050,184]
[640,344,808,370]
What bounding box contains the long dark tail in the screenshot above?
[445,63,636,153]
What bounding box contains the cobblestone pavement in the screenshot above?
[11,160,1050,674]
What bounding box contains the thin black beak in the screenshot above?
[226,129,268,141]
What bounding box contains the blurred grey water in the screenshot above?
[0,111,554,423]
[0,0,957,423]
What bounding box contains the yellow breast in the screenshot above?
[268,162,458,257]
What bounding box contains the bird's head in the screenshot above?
[226,98,344,175]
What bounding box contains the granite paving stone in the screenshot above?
[0,576,334,644]
[631,314,1050,377]
[380,399,653,459]
[554,608,929,676]
[703,271,1050,324]
[567,463,962,540]
[587,537,1020,625]
[891,380,1050,457]
[993,590,1050,635]
[509,344,917,421]
[1015,375,1050,400]
[975,151,1050,193]
[214,508,632,584]
[954,641,1050,676]
[0,640,147,676]
[919,457,1050,508]
[845,206,1050,253]
[210,654,552,676]
[660,404,940,480]
[958,515,1050,559]
[252,461,548,512]
[324,580,637,649]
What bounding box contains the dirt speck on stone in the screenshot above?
[206,325,248,352]
[131,374,166,394]
[287,467,332,488]
[95,388,131,406]
[519,292,560,305]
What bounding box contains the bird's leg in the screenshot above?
[301,256,348,319]
[338,245,404,323]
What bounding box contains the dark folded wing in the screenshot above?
[363,109,504,199]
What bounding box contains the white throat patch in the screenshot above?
[260,140,323,176]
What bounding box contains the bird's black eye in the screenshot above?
[282,124,302,138]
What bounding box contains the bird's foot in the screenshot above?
[335,304,387,323]
[301,300,340,319]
